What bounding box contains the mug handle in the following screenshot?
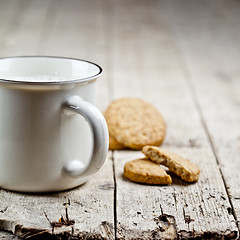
[62,96,109,178]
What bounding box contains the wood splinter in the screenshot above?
[44,199,75,230]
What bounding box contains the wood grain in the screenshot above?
[164,0,240,230]
[0,231,21,240]
[0,153,114,239]
[42,0,110,111]
[0,0,240,239]
[111,0,238,238]
[0,0,113,239]
[0,0,52,56]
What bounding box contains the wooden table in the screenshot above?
[0,0,239,239]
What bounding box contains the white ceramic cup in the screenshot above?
[0,56,109,192]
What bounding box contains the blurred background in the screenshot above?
[0,0,239,109]
[0,1,239,148]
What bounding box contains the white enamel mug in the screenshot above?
[0,56,109,192]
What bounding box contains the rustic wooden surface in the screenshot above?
[0,0,239,239]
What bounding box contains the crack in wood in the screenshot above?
[160,204,164,216]
[111,151,117,240]
[220,195,226,200]
[100,221,114,239]
[180,55,240,234]
[0,206,8,214]
[172,189,178,211]
[98,183,114,190]
[227,207,233,215]
[116,204,178,239]
[72,201,84,207]
[0,200,114,239]
[11,222,114,240]
[154,214,174,232]
[198,205,204,216]
[44,199,75,235]
[117,221,177,240]
[208,193,215,199]
[178,229,239,239]
[15,226,51,239]
[154,205,177,239]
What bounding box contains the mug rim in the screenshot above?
[0,56,103,85]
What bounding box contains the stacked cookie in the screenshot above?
[124,146,200,184]
[104,97,200,185]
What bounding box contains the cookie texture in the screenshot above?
[109,134,126,150]
[105,98,166,150]
[124,158,172,185]
[104,112,126,150]
[142,146,200,182]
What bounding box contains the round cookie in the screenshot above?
[104,111,126,150]
[124,158,172,184]
[109,134,126,150]
[105,98,166,150]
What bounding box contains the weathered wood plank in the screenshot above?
[115,149,238,239]
[164,0,240,230]
[0,0,53,56]
[0,0,240,239]
[0,0,22,37]
[0,0,113,239]
[111,0,238,238]
[43,0,110,111]
[0,153,114,239]
[39,2,115,234]
[0,231,21,240]
[0,0,54,238]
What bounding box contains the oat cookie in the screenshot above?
[105,98,166,150]
[142,146,200,182]
[124,158,172,184]
[109,134,126,150]
[104,112,126,150]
